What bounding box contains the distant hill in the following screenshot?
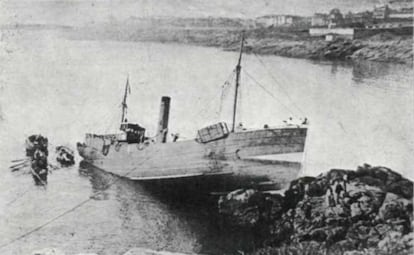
[124,16,255,29]
[1,0,402,27]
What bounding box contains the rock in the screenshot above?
[335,240,359,253]
[261,193,285,220]
[324,169,355,183]
[379,201,405,221]
[307,227,328,242]
[377,193,412,234]
[349,189,386,219]
[124,248,192,255]
[218,189,256,214]
[346,222,372,249]
[326,226,347,245]
[343,250,371,255]
[268,215,294,244]
[353,164,412,199]
[307,177,329,197]
[387,179,413,199]
[218,189,263,227]
[221,165,413,254]
[378,231,414,254]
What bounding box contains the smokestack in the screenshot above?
[156,96,171,143]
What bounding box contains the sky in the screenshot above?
[0,0,388,26]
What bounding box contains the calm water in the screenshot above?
[0,30,413,254]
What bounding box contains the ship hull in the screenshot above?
[77,126,307,191]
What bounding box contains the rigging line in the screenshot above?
[252,53,305,116]
[252,53,306,117]
[198,69,236,118]
[0,151,158,251]
[218,69,236,117]
[243,69,299,118]
[0,198,91,250]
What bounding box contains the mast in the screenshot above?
[232,33,245,132]
[121,76,130,124]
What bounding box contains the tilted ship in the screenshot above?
[77,36,308,191]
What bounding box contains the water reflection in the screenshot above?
[78,162,262,254]
[352,60,392,83]
[320,59,413,91]
[79,163,113,200]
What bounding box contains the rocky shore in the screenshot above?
[79,25,410,65]
[68,22,414,65]
[244,36,413,65]
[218,164,413,255]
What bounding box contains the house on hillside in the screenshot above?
[373,4,391,21]
[309,28,355,40]
[311,13,329,27]
[389,7,413,20]
[256,15,308,27]
[328,8,344,28]
[388,0,413,10]
[344,11,374,27]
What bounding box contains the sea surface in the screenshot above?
[0,30,413,254]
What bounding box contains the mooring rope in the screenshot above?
[6,188,32,206]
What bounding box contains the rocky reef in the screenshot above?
[242,36,413,65]
[350,38,413,64]
[218,164,413,254]
[69,24,413,65]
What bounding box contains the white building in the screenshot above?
[256,15,304,27]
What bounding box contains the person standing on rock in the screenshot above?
[304,184,310,199]
[326,186,336,207]
[342,174,349,192]
[335,181,344,204]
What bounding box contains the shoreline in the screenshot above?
[5,24,413,65]
[27,164,413,255]
[130,28,413,65]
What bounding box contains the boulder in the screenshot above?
[219,165,413,254]
[334,239,359,253]
[378,231,414,255]
[347,187,386,220]
[378,193,412,218]
[124,248,192,255]
[354,165,413,199]
[387,179,413,199]
[268,215,294,244]
[218,189,263,227]
[307,177,329,197]
[261,193,285,221]
[346,222,372,249]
